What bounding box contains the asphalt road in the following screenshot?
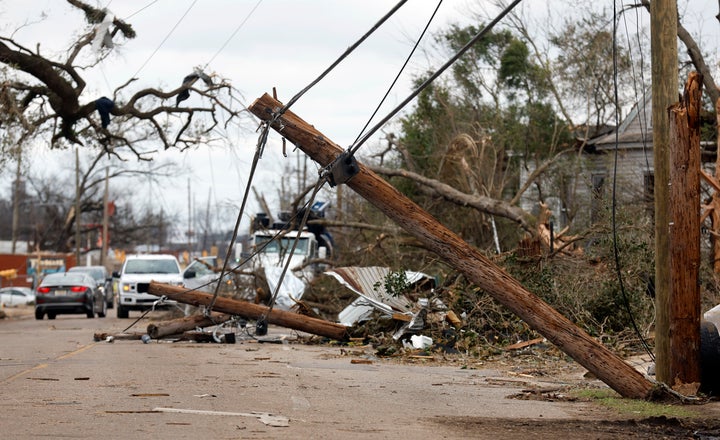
[2,306,717,439]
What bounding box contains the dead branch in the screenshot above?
[370,164,535,234]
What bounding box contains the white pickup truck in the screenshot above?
[114,254,184,318]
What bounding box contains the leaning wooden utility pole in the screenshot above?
[650,0,678,385]
[248,94,656,399]
[667,72,703,389]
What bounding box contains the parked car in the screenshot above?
[0,286,35,307]
[183,256,219,293]
[34,272,107,320]
[114,254,184,319]
[68,265,113,309]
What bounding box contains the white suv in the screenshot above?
[114,254,184,318]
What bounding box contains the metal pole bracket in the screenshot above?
[326,150,359,187]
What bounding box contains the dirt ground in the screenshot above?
[2,306,720,439]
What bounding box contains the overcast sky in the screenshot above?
[1,0,718,242]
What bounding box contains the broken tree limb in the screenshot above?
[248,93,656,399]
[147,282,348,341]
[147,312,231,339]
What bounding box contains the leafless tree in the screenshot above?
[0,0,242,159]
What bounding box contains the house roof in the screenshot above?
[586,92,653,149]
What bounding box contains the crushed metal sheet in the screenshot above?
[326,266,435,326]
[153,407,289,427]
[263,266,306,311]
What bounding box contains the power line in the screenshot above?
[349,0,524,156]
[203,0,264,70]
[352,0,444,147]
[130,0,198,80]
[278,0,409,115]
[125,0,159,20]
[611,0,655,361]
[207,1,410,316]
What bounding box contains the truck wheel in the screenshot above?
[35,309,43,320]
[117,305,129,319]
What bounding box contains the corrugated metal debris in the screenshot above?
[326,266,442,339]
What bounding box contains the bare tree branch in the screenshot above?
[0,1,241,157]
[370,165,535,234]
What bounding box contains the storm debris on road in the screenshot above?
[153,407,289,427]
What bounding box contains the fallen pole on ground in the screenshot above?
[147,282,348,341]
[147,312,231,339]
[93,331,144,341]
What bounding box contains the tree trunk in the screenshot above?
[248,93,656,399]
[147,282,348,341]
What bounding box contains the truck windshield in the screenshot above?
[256,236,309,255]
[125,259,180,274]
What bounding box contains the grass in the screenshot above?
[572,388,697,419]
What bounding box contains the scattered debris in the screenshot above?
[409,334,433,349]
[445,310,463,328]
[327,266,462,346]
[328,266,434,326]
[93,332,145,341]
[262,266,307,311]
[176,69,213,105]
[179,330,235,344]
[153,407,289,427]
[505,337,545,351]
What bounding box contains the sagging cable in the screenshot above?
[349,0,524,155]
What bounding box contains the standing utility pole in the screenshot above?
[11,154,21,254]
[249,93,655,399]
[650,0,678,385]
[74,147,81,266]
[187,178,192,255]
[101,168,109,266]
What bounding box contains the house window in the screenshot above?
[591,173,606,224]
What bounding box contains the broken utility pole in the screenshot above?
[147,282,348,341]
[667,72,703,389]
[146,312,232,339]
[248,93,656,399]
